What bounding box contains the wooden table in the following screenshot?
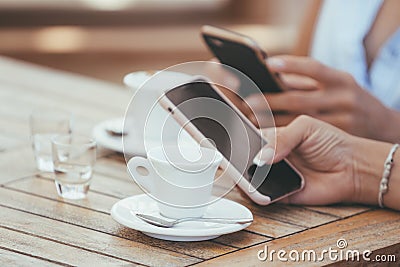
[0,56,399,266]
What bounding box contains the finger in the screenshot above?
[312,112,354,133]
[247,112,260,128]
[254,115,319,165]
[261,89,353,114]
[266,55,343,84]
[244,93,272,114]
[205,62,241,91]
[273,112,353,132]
[282,176,346,205]
[273,113,297,127]
[280,73,319,91]
[265,111,353,134]
[263,91,326,113]
[260,127,276,140]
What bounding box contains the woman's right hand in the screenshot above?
[254,115,397,209]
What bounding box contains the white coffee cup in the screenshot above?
[127,145,223,219]
[123,71,196,154]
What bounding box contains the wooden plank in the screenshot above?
[0,227,140,266]
[0,88,115,138]
[0,147,38,184]
[0,143,118,185]
[0,114,29,140]
[214,231,272,249]
[304,205,371,219]
[7,176,274,249]
[96,157,245,197]
[90,171,143,199]
[7,176,303,244]
[7,156,343,242]
[0,81,123,124]
[0,205,199,267]
[5,175,243,255]
[0,58,131,147]
[0,56,130,112]
[105,153,127,164]
[75,169,143,199]
[0,133,24,152]
[0,185,235,260]
[213,189,337,238]
[7,176,121,214]
[0,248,63,267]
[195,209,400,266]
[252,204,339,228]
[96,157,132,181]
[247,215,305,239]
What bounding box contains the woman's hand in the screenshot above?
[245,55,400,143]
[254,115,396,208]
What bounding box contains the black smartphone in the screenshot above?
[159,77,304,205]
[201,25,287,96]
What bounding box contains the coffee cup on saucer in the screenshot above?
[127,145,223,219]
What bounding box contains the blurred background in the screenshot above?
[0,0,313,84]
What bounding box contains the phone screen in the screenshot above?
[202,29,283,95]
[164,81,302,201]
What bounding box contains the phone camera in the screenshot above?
[211,38,224,47]
[167,107,174,114]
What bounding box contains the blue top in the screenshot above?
[311,0,400,109]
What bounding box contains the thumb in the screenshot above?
[253,115,314,165]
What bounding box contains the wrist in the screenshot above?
[351,137,393,206]
[380,109,400,143]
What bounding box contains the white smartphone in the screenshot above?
[158,76,304,205]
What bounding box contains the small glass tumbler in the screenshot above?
[30,109,72,172]
[52,135,96,199]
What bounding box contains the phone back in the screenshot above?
[201,25,284,95]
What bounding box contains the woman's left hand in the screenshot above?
[245,55,399,143]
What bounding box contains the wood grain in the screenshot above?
[213,231,271,249]
[252,204,339,228]
[96,156,132,181]
[6,176,121,214]
[0,227,140,266]
[195,209,400,266]
[1,56,399,266]
[0,205,198,266]
[0,183,235,260]
[0,248,63,267]
[304,204,371,219]
[0,147,39,184]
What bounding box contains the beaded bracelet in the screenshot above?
[378,144,399,208]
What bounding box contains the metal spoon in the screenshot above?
[135,213,253,228]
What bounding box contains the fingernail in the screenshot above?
[267,58,285,69]
[244,97,255,106]
[253,147,274,167]
[224,77,237,89]
[253,157,266,167]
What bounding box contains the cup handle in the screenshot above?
[127,156,155,192]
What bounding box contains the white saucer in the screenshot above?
[111,194,253,241]
[91,118,167,156]
[92,117,141,155]
[92,118,198,156]
[123,71,157,92]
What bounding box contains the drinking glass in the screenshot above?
[30,109,72,172]
[52,134,96,199]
